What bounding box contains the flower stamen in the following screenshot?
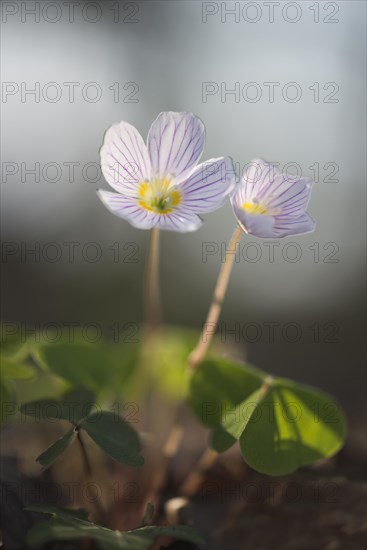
[242,201,268,215]
[138,178,181,214]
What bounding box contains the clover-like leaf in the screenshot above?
[26,519,149,550]
[189,358,265,427]
[210,425,237,453]
[37,429,77,468]
[21,388,96,425]
[80,411,144,467]
[26,506,204,549]
[221,388,263,440]
[26,505,90,521]
[1,357,35,380]
[0,327,29,359]
[189,357,346,475]
[37,344,111,391]
[239,378,347,475]
[37,343,137,393]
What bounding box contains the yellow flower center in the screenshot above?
[242,201,268,215]
[138,177,181,214]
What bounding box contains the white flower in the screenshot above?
[231,159,315,238]
[98,112,235,232]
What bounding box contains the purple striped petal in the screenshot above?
[273,213,315,237]
[233,206,276,238]
[97,190,158,230]
[235,159,313,216]
[100,121,151,196]
[154,207,203,233]
[179,157,236,213]
[231,158,315,238]
[233,208,315,239]
[147,112,205,182]
[238,159,272,203]
[97,190,202,232]
[265,177,313,217]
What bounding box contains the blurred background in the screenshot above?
[1,0,366,427]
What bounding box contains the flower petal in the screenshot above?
[273,213,316,237]
[147,112,205,181]
[233,158,273,204]
[98,190,203,233]
[232,158,315,238]
[100,121,151,196]
[97,190,158,230]
[233,205,315,239]
[179,157,236,213]
[154,207,203,233]
[233,205,276,238]
[238,159,313,217]
[265,177,313,217]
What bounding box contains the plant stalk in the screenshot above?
[189,225,243,369]
[145,228,162,331]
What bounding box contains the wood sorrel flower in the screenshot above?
[231,159,315,238]
[98,112,235,232]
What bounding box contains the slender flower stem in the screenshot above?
[178,376,274,498]
[179,447,219,497]
[77,430,106,525]
[189,225,243,370]
[145,228,162,331]
[162,226,243,502]
[150,418,184,498]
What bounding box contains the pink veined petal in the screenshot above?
[272,213,316,237]
[179,157,236,214]
[100,121,151,196]
[97,190,203,233]
[231,158,275,204]
[265,177,313,217]
[232,159,314,216]
[233,205,276,238]
[231,158,315,239]
[241,158,274,203]
[233,206,315,239]
[147,112,205,182]
[238,159,312,214]
[97,190,158,230]
[154,207,203,233]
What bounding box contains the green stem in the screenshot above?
[189,225,243,369]
[178,376,274,497]
[145,228,162,331]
